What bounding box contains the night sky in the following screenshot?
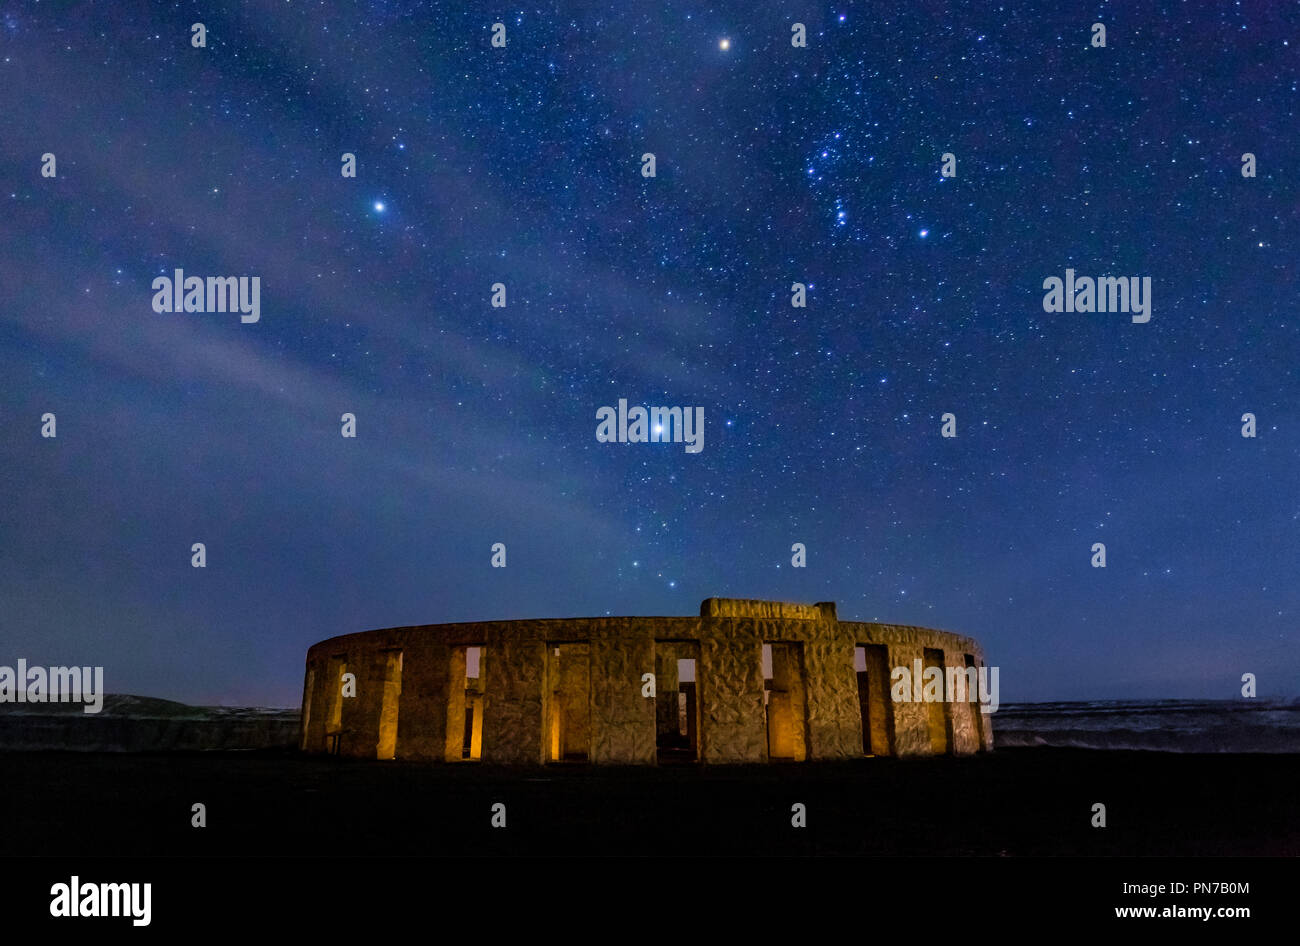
[2,1,1296,706]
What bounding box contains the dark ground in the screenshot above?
[2,748,1296,856]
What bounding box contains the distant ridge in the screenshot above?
[0,695,299,752]
[995,698,1300,753]
[0,693,296,717]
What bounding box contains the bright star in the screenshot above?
[919,229,929,238]
[718,38,730,50]
[373,201,385,212]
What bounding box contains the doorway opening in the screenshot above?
[855,644,894,756]
[445,645,485,761]
[655,641,700,763]
[300,668,314,751]
[324,654,347,754]
[376,650,402,760]
[923,647,952,754]
[762,642,807,761]
[547,642,590,762]
[964,653,985,751]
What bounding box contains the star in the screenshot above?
[7,0,1293,724]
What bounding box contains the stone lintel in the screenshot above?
[700,598,836,622]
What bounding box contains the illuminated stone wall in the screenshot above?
[301,599,992,763]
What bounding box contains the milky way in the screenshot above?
[1,1,1296,705]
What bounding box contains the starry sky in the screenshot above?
[1,1,1296,706]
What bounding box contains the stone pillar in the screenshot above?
[699,619,766,763]
[484,635,546,764]
[592,632,655,763]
